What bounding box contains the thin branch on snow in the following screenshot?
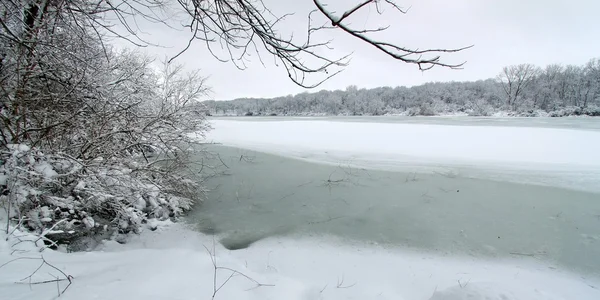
[336,274,357,289]
[0,256,73,296]
[458,278,471,289]
[203,238,274,299]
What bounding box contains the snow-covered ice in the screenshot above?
[2,221,599,300]
[207,119,600,168]
[206,119,600,192]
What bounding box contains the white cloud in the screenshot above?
[125,0,600,99]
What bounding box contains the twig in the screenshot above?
[55,275,61,296]
[1,256,73,296]
[276,193,295,201]
[336,275,356,289]
[217,154,229,169]
[11,249,29,255]
[320,170,348,193]
[0,257,41,269]
[297,180,314,187]
[5,194,10,235]
[14,278,69,285]
[35,219,68,250]
[6,216,28,241]
[204,238,274,299]
[309,215,344,225]
[458,278,470,288]
[238,153,255,163]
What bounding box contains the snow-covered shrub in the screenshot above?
[1,143,204,249]
[549,105,600,117]
[0,2,210,249]
[467,99,493,116]
[584,106,600,116]
[405,104,436,116]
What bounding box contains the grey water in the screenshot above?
[188,144,600,276]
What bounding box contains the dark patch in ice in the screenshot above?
[220,226,295,250]
[220,235,262,250]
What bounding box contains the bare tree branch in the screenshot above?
[55,0,471,88]
[313,0,472,71]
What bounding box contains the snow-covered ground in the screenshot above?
[206,119,600,192]
[4,117,600,300]
[2,221,599,300]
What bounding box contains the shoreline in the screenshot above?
[5,221,599,300]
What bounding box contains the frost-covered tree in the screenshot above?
[208,59,600,117]
[498,64,541,110]
[0,0,210,248]
[582,58,600,108]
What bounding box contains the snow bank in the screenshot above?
[206,119,600,192]
[1,222,598,300]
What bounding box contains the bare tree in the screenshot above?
[173,0,473,87]
[583,58,600,108]
[536,64,564,109]
[497,64,540,110]
[0,0,470,90]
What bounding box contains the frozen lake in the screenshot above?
[188,117,600,276]
[211,115,600,131]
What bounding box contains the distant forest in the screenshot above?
[204,58,600,117]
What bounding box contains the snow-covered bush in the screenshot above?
[549,106,600,117]
[0,1,210,249]
[1,141,204,249]
[466,99,493,116]
[406,102,438,116]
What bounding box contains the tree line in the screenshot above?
[206,59,600,117]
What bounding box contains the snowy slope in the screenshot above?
[2,222,599,300]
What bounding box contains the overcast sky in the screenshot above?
[133,0,600,100]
